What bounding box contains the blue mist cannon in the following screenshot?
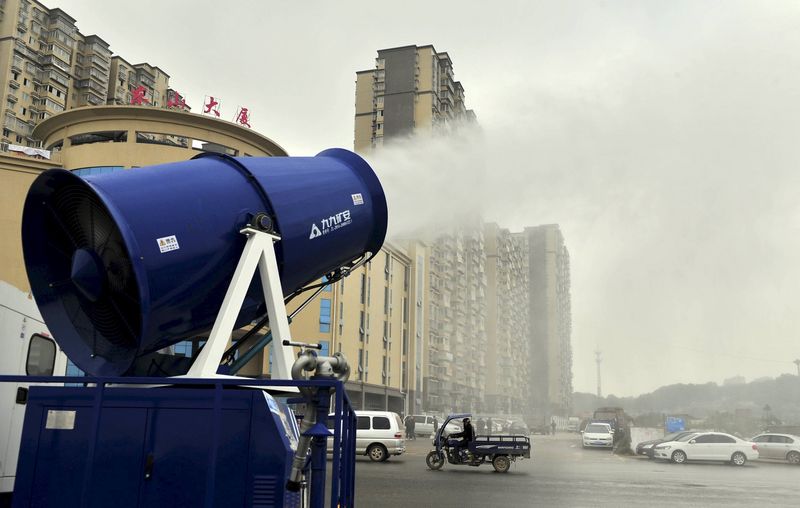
[21,149,387,376]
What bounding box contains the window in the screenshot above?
[357,416,370,430]
[65,359,85,386]
[72,166,124,177]
[321,275,332,292]
[191,138,237,156]
[319,298,331,333]
[694,435,714,443]
[46,139,63,152]
[373,416,390,430]
[26,334,56,376]
[319,340,329,357]
[338,302,344,335]
[384,287,390,314]
[70,131,127,146]
[359,311,365,341]
[753,435,769,443]
[137,131,188,148]
[360,273,366,304]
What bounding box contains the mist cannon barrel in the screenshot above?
[22,148,387,376]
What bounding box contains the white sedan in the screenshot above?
[581,423,614,448]
[653,432,758,466]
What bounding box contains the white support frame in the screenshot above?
[185,227,295,379]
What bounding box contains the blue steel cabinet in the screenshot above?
[13,386,297,508]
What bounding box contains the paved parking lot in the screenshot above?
[353,433,799,507]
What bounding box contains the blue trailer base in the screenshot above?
[0,376,356,508]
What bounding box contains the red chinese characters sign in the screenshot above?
[167,91,187,110]
[234,106,251,128]
[130,85,149,105]
[203,96,221,117]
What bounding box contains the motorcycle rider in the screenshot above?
[449,417,475,461]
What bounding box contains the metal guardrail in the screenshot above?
[0,374,357,508]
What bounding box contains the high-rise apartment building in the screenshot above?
[484,223,529,415]
[354,46,576,421]
[425,228,487,414]
[520,224,573,416]
[0,0,170,149]
[354,45,487,416]
[354,44,476,152]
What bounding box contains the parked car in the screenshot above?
[328,410,405,462]
[636,431,696,458]
[508,420,530,436]
[750,433,800,464]
[567,417,580,432]
[653,432,758,466]
[581,422,614,448]
[412,414,439,436]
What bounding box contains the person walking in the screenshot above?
[551,418,557,435]
[406,415,416,440]
[432,416,439,435]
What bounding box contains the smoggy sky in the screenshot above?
[54,0,800,396]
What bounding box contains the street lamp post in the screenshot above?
[794,359,800,376]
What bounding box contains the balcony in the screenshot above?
[9,79,19,89]
[11,57,23,72]
[7,93,17,103]
[90,57,110,73]
[14,40,38,60]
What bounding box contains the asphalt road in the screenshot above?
[353,433,799,507]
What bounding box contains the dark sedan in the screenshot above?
[636,431,696,458]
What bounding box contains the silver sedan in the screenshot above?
[751,433,800,464]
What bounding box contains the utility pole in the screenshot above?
[794,359,800,376]
[595,349,602,398]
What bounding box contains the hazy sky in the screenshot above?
[54,0,800,396]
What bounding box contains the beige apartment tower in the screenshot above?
[521,225,573,417]
[484,223,529,415]
[0,0,172,149]
[354,44,476,152]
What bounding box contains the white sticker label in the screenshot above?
[308,210,352,241]
[157,235,180,253]
[46,410,76,430]
[351,193,364,205]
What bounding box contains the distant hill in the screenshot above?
[573,374,800,424]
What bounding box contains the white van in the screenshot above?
[0,282,68,501]
[329,410,405,461]
[411,414,440,437]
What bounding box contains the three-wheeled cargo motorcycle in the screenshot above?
[425,413,531,473]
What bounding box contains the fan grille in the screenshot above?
[46,182,141,360]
